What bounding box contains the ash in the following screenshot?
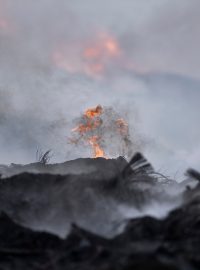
[0,152,200,270]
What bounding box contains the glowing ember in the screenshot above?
[72,119,102,134]
[84,105,103,118]
[71,105,106,158]
[84,47,100,59]
[69,105,133,159]
[88,136,106,158]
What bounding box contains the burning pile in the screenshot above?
[70,105,133,158]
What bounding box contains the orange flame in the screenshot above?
[83,34,120,76]
[72,119,102,134]
[88,136,106,158]
[71,105,106,158]
[83,35,120,60]
[70,105,131,159]
[84,105,103,118]
[52,32,121,78]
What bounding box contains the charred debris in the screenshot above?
[0,153,200,269]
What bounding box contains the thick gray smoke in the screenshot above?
[0,0,200,179]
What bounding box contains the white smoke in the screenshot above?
[0,0,199,179]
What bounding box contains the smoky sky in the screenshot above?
[0,0,200,179]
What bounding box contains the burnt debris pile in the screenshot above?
[0,153,200,269]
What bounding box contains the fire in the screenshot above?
[84,34,121,59]
[72,105,103,134]
[104,38,120,55]
[71,105,106,158]
[83,34,121,76]
[70,105,132,159]
[84,105,103,118]
[88,136,106,158]
[83,34,120,60]
[52,32,121,78]
[84,47,100,59]
[72,119,102,134]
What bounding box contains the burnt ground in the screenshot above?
[0,154,200,270]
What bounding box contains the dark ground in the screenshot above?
[0,154,200,270]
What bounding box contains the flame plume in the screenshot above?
[71,105,105,158]
[52,32,121,78]
[84,105,103,118]
[88,136,106,158]
[69,105,133,159]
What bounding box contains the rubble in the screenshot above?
[0,153,199,269]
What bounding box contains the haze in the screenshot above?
[0,0,200,179]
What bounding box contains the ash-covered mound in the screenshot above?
[1,177,200,270]
[0,152,200,269]
[0,156,127,178]
[0,153,194,239]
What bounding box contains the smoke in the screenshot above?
[69,105,141,159]
[0,0,200,179]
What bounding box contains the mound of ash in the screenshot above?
[0,156,128,178]
[0,153,200,269]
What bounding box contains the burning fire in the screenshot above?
[52,33,121,78]
[83,34,120,60]
[83,34,120,76]
[70,105,132,159]
[71,105,106,158]
[88,136,106,158]
[84,104,103,118]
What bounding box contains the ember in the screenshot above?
[70,105,133,158]
[84,105,103,118]
[88,136,106,158]
[71,105,106,158]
